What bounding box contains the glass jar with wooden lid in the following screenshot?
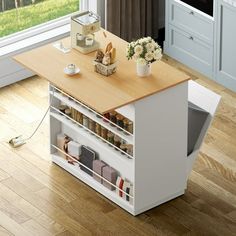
[109,111,117,126]
[101,126,108,141]
[116,114,124,131]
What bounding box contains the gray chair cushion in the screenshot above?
[188,102,209,155]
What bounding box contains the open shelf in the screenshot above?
[48,80,216,216]
[51,152,134,213]
[50,110,134,160]
[50,86,134,144]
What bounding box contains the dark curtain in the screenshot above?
[106,0,160,42]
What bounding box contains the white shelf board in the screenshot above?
[52,154,134,214]
[115,104,135,122]
[51,91,133,144]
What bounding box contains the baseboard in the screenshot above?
[0,69,34,88]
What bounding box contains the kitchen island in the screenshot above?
[14,30,219,215]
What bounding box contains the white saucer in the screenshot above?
[64,67,80,76]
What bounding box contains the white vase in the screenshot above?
[136,63,151,77]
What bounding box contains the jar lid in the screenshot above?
[120,144,127,149]
[65,108,71,114]
[107,132,114,137]
[123,118,129,124]
[126,144,133,149]
[116,114,124,120]
[114,135,121,141]
[59,105,67,110]
[109,111,117,115]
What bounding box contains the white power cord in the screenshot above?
[9,90,53,148]
[8,105,50,148]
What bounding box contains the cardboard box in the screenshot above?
[92,160,107,183]
[103,166,117,190]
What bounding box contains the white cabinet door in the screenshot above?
[216,0,236,91]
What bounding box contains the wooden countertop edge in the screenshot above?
[102,77,190,113]
[14,54,190,114]
[14,55,190,113]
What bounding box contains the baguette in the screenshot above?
[105,42,113,54]
[110,48,116,64]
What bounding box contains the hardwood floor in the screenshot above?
[0,57,235,235]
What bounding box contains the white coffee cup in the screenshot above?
[67,64,76,74]
[76,33,84,41]
[85,37,94,46]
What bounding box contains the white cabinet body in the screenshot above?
[49,82,189,215]
[215,0,236,91]
[49,80,220,215]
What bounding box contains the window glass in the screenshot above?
[0,0,80,38]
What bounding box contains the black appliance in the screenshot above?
[181,0,213,16]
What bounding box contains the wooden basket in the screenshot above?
[93,61,117,76]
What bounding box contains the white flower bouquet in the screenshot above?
[126,37,162,65]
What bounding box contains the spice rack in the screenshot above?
[50,107,133,159]
[50,85,134,159]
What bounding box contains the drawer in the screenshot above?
[167,25,213,77]
[169,0,214,44]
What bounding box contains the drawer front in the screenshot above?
[168,26,213,77]
[169,0,214,44]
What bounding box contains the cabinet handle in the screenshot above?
[189,36,194,40]
[189,11,194,15]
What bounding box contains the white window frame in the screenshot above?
[0,0,105,88]
[0,14,71,48]
[0,0,106,49]
[0,0,86,48]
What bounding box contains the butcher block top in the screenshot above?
[14,30,190,114]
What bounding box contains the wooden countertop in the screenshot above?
[14,30,190,114]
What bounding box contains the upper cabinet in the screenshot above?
[164,0,236,92]
[215,0,236,91]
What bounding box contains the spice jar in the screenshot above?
[96,112,102,119]
[103,113,110,122]
[128,121,133,134]
[95,123,101,136]
[109,111,117,126]
[123,119,129,134]
[71,108,77,120]
[89,119,96,133]
[71,108,75,119]
[120,144,127,155]
[82,115,89,129]
[65,108,72,118]
[126,144,133,157]
[114,135,121,150]
[73,109,78,120]
[76,112,83,125]
[107,131,114,145]
[101,127,108,141]
[116,114,124,130]
[59,104,67,113]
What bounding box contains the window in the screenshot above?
[0,0,80,38]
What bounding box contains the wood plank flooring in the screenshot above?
[0,56,235,235]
